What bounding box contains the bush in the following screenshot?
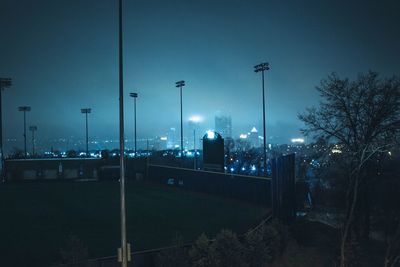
[244,219,289,266]
[156,221,289,267]
[189,233,218,267]
[245,224,274,266]
[212,229,248,267]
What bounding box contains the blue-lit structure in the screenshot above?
[202,130,224,172]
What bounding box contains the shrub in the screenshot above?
[245,224,274,266]
[189,233,218,267]
[244,219,289,266]
[212,229,248,267]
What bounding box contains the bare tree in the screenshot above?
[299,71,400,267]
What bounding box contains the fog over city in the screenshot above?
[1,0,399,152]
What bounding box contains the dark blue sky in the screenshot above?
[1,0,399,151]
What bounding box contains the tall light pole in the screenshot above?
[129,92,138,157]
[254,62,270,176]
[80,108,91,157]
[189,115,202,170]
[175,80,185,166]
[118,0,129,266]
[18,106,31,158]
[29,126,37,156]
[0,78,11,181]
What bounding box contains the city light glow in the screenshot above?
[206,130,215,139]
[291,138,305,143]
[189,115,203,123]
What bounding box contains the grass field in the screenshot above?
[0,181,268,266]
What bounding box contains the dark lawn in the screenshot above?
[0,181,268,266]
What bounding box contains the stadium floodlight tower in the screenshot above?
[175,80,185,165]
[129,92,138,157]
[29,126,37,156]
[117,0,131,266]
[0,77,12,180]
[189,115,202,170]
[18,106,31,158]
[254,62,270,176]
[80,108,91,157]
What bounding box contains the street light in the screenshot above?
[175,80,185,166]
[29,126,37,156]
[189,116,202,170]
[80,108,91,157]
[18,106,31,158]
[117,0,130,266]
[0,78,11,181]
[254,62,270,176]
[129,92,138,157]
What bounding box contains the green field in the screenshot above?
[0,181,268,266]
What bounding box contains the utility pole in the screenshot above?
[175,80,185,167]
[80,108,91,157]
[188,116,201,170]
[254,62,270,176]
[130,92,138,157]
[193,128,196,170]
[118,0,129,266]
[18,106,31,158]
[29,126,37,156]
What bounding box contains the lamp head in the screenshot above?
[81,108,91,114]
[18,106,31,112]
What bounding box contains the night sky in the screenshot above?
[1,0,399,152]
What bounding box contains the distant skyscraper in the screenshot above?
[154,136,168,150]
[167,127,177,149]
[215,115,232,138]
[249,127,259,148]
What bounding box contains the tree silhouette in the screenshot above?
[299,71,400,267]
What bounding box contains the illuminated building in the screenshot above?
[215,115,232,138]
[249,127,259,148]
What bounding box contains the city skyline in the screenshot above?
[1,0,399,153]
[3,119,303,154]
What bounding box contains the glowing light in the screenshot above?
[331,144,342,154]
[160,136,167,141]
[291,138,305,143]
[251,127,258,133]
[230,167,235,172]
[189,115,203,123]
[251,165,256,171]
[206,130,215,139]
[239,134,247,139]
